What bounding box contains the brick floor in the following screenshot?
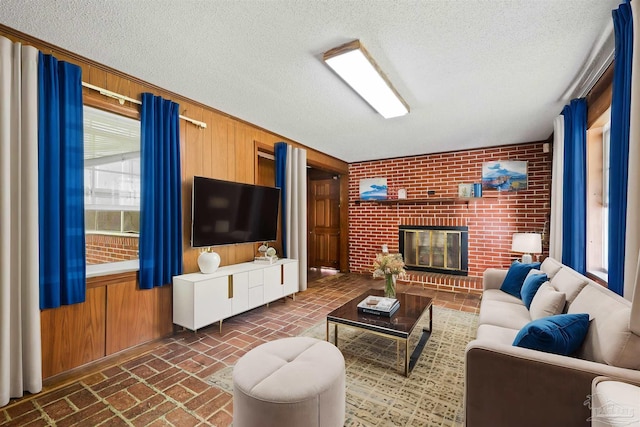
[0,273,480,426]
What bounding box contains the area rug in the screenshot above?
[206,306,478,427]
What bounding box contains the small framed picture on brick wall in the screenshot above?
[359,178,388,200]
[458,183,474,198]
[482,160,528,191]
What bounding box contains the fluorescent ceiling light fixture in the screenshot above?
[323,40,409,119]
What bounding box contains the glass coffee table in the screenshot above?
[326,289,433,376]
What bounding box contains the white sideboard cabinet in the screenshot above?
[173,258,299,332]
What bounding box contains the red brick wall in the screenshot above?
[86,234,139,265]
[349,142,551,285]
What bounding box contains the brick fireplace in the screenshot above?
[348,141,552,293]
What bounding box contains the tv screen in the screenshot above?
[191,176,280,247]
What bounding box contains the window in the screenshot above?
[84,106,141,265]
[601,122,610,273]
[586,108,610,282]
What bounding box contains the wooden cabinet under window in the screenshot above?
[40,273,172,379]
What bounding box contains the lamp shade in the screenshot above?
[511,233,542,254]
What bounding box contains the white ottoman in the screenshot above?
[233,336,345,427]
[591,377,640,427]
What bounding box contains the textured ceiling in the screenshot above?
[0,0,619,162]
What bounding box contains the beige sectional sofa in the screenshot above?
[465,257,640,427]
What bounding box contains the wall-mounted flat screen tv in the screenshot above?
[191,176,280,247]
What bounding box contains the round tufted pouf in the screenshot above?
[232,336,345,427]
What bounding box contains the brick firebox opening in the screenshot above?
[399,225,469,276]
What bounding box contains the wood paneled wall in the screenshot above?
[1,24,349,378]
[40,287,106,378]
[106,280,172,355]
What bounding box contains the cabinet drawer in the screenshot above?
[248,286,263,308]
[248,269,264,288]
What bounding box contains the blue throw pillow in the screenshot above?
[500,261,541,298]
[520,273,548,308]
[513,313,590,356]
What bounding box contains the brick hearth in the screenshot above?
[400,271,483,294]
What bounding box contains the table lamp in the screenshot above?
[511,233,542,264]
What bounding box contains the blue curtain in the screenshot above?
[275,142,288,257]
[139,93,183,289]
[38,53,86,309]
[561,98,587,274]
[608,1,633,296]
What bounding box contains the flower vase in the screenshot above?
[385,274,397,298]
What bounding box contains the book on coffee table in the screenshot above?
[357,296,400,317]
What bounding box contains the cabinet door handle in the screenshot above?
[281,265,284,285]
[228,275,233,299]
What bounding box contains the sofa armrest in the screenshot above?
[465,340,640,427]
[482,268,508,291]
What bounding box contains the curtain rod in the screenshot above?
[82,82,207,129]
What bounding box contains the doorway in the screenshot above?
[308,169,341,270]
[255,146,345,279]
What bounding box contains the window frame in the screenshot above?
[83,95,142,278]
[585,109,610,284]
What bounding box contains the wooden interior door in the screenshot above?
[308,178,340,269]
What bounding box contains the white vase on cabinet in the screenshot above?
[198,249,220,273]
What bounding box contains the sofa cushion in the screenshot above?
[500,261,541,298]
[529,283,566,320]
[479,299,531,330]
[513,313,590,356]
[476,324,519,345]
[549,267,587,308]
[568,285,640,369]
[520,273,548,309]
[540,257,563,279]
[482,289,525,305]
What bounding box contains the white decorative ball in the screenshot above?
[198,250,221,274]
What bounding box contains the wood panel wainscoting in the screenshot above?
[40,272,173,379]
[40,287,106,379]
[105,279,172,355]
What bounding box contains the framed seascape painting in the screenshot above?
[482,161,528,191]
[359,178,388,200]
